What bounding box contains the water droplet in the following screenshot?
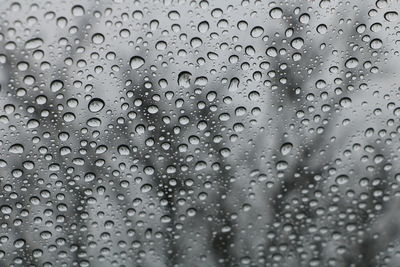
[198,21,209,33]
[9,144,24,154]
[370,39,382,49]
[339,97,352,108]
[190,37,203,48]
[130,56,145,69]
[178,71,192,88]
[291,37,304,49]
[140,184,153,193]
[384,11,398,22]
[280,143,293,155]
[345,57,359,68]
[118,145,130,155]
[25,38,43,49]
[270,7,283,19]
[92,33,105,44]
[50,80,64,92]
[72,5,85,16]
[250,26,264,38]
[88,98,105,112]
[336,175,349,185]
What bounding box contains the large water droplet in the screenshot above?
[50,80,64,92]
[88,98,105,112]
[118,145,130,155]
[384,11,398,22]
[25,38,43,49]
[270,7,283,19]
[291,38,304,49]
[130,56,145,69]
[280,142,293,155]
[178,71,192,88]
[92,33,105,44]
[9,144,24,154]
[345,57,359,68]
[250,26,264,38]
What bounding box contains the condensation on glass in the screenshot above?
[0,0,400,266]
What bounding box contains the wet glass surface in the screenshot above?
[0,0,400,266]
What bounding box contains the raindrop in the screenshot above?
[88,98,105,112]
[384,11,398,22]
[250,26,264,38]
[190,37,203,48]
[118,145,130,155]
[140,184,153,193]
[178,71,192,88]
[291,37,304,49]
[280,142,293,155]
[50,80,64,92]
[336,175,349,185]
[345,57,359,68]
[339,97,352,108]
[25,38,43,49]
[92,33,105,44]
[198,21,209,33]
[71,5,85,16]
[9,144,24,154]
[130,56,145,69]
[270,7,283,19]
[370,39,382,49]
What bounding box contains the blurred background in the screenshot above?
[0,0,400,266]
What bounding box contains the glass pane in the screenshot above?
[0,0,400,266]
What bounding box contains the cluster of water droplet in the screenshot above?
[0,0,399,266]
